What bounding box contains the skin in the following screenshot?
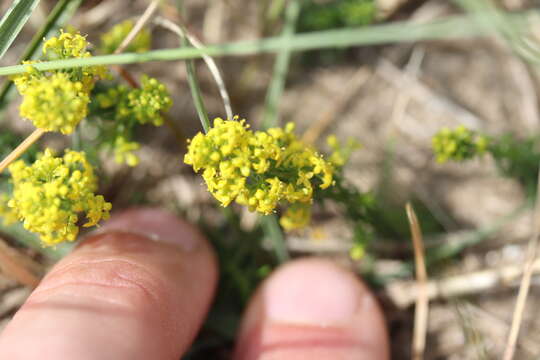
[0,208,389,360]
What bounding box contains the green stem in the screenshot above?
[261,0,302,129]
[0,11,531,77]
[184,38,211,133]
[261,215,289,264]
[0,0,83,107]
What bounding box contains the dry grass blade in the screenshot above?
[154,16,233,120]
[406,202,429,360]
[386,256,540,308]
[0,128,45,174]
[503,165,540,360]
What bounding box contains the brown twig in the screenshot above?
[503,165,540,360]
[406,203,429,360]
[387,254,540,309]
[0,128,45,174]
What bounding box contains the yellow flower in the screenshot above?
[99,76,172,127]
[0,193,18,226]
[99,20,151,54]
[184,118,334,224]
[11,29,107,135]
[114,136,140,167]
[432,125,489,163]
[43,30,89,59]
[327,135,361,168]
[7,149,112,246]
[124,75,173,126]
[349,244,365,260]
[18,72,89,134]
[280,202,312,231]
[42,29,107,92]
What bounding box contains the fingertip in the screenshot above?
[0,208,218,360]
[235,258,389,360]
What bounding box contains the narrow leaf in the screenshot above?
[0,0,41,60]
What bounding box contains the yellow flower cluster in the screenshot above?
[18,72,89,134]
[99,20,151,54]
[97,76,172,126]
[279,203,312,231]
[43,30,90,58]
[327,135,361,168]
[184,118,334,228]
[96,76,172,166]
[114,136,140,167]
[11,29,106,134]
[432,125,489,163]
[122,75,173,126]
[7,149,112,246]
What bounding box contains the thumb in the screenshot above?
[0,208,218,360]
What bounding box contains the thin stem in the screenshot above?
[185,53,211,133]
[261,215,289,263]
[262,0,301,129]
[0,128,45,174]
[113,0,160,54]
[155,16,234,120]
[503,164,540,360]
[0,11,531,77]
[406,203,429,360]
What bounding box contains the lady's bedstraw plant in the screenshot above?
[0,24,172,247]
[184,117,335,230]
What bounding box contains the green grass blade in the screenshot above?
[183,38,211,133]
[262,0,301,129]
[0,11,532,77]
[259,0,300,264]
[186,59,211,133]
[261,215,290,263]
[456,0,540,63]
[0,0,82,107]
[0,0,40,60]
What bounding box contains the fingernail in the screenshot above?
[98,207,201,251]
[264,260,361,326]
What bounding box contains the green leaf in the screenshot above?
[0,0,41,60]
